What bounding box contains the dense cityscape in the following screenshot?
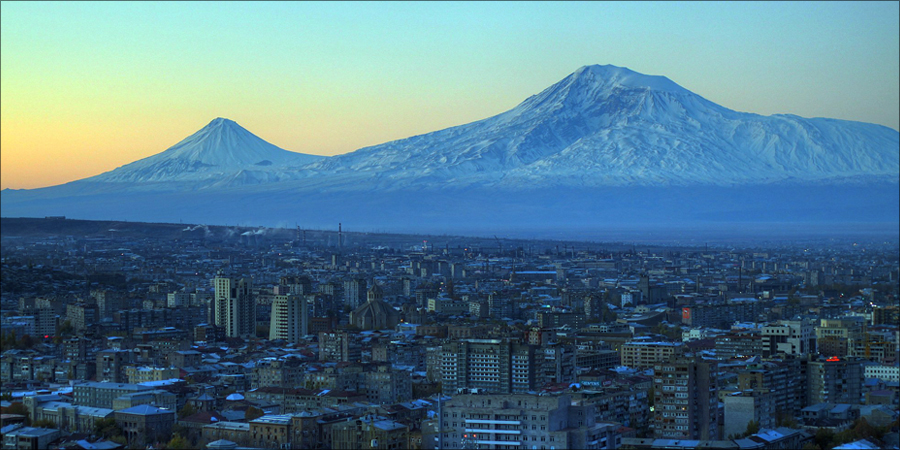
[0,218,897,450]
[3,2,898,450]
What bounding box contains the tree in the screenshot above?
[852,417,878,441]
[58,320,75,337]
[171,423,198,446]
[775,409,799,428]
[1,330,16,350]
[245,406,264,421]
[814,428,834,450]
[167,434,190,449]
[32,419,57,428]
[94,417,124,440]
[178,402,196,419]
[834,428,856,446]
[17,334,35,350]
[743,419,760,437]
[2,402,30,425]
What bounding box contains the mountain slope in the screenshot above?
[88,117,324,185]
[2,65,898,238]
[302,65,898,188]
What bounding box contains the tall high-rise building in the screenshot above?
[762,320,816,357]
[816,318,866,358]
[807,355,864,405]
[277,275,312,296]
[213,273,255,338]
[440,338,575,395]
[342,278,367,309]
[738,357,807,417]
[652,356,719,440]
[269,294,308,343]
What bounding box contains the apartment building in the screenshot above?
[426,393,620,450]
[269,294,308,343]
[762,320,816,357]
[124,366,180,384]
[213,273,255,338]
[620,341,684,369]
[441,339,546,395]
[652,356,719,440]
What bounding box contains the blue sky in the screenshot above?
[2,1,898,188]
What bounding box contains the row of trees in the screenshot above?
[802,417,899,450]
[0,330,37,350]
[0,319,80,351]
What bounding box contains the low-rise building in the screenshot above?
[72,381,152,409]
[124,366,180,384]
[114,404,176,448]
[2,427,60,450]
[250,414,292,449]
[331,415,408,450]
[202,422,251,447]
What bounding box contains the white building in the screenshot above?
[213,273,255,338]
[269,294,308,343]
[864,364,899,382]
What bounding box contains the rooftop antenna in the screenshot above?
[338,223,343,255]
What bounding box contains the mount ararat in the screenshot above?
[3,65,898,239]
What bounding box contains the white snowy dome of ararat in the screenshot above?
[303,65,899,188]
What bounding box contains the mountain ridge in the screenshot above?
[2,64,897,235]
[299,64,898,188]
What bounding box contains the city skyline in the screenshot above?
[2,1,898,190]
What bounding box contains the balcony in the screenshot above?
[465,419,521,425]
[465,429,522,435]
[475,440,521,446]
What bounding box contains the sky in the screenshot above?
[1,1,898,190]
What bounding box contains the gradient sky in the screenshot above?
[2,1,898,190]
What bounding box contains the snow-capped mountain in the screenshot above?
[304,65,899,188]
[2,65,898,237]
[89,117,324,186]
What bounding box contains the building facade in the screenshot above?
[269,294,308,343]
[213,274,255,338]
[807,356,864,405]
[652,356,719,440]
[426,393,620,450]
[620,341,684,369]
